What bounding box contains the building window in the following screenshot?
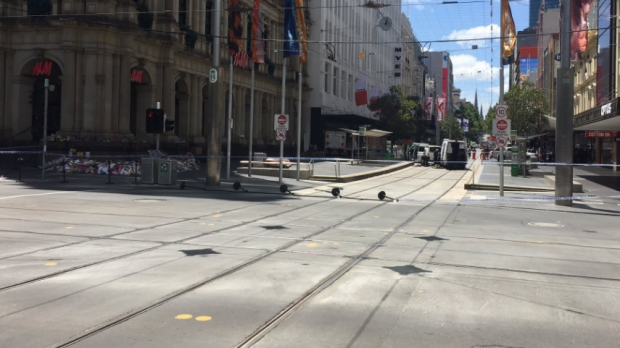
[179,0,187,28]
[205,1,213,36]
[246,12,252,54]
[341,71,346,99]
[333,67,338,95]
[324,63,330,93]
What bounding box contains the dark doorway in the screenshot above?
[30,61,62,141]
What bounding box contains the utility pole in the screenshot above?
[41,78,49,180]
[433,77,439,145]
[206,0,224,186]
[555,0,574,205]
[498,0,505,197]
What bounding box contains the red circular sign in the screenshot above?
[278,115,287,125]
[496,120,508,131]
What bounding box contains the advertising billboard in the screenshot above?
[570,0,597,61]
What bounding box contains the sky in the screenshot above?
[401,0,532,116]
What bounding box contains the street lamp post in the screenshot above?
[41,78,49,180]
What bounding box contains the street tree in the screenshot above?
[440,114,464,140]
[503,81,549,137]
[373,85,418,142]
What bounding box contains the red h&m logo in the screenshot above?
[32,61,52,76]
[234,51,248,69]
[130,69,144,83]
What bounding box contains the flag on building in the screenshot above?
[501,0,516,61]
[437,97,446,121]
[355,75,368,106]
[424,97,433,120]
[228,0,243,56]
[283,0,300,58]
[463,119,469,132]
[294,0,308,63]
[368,84,380,111]
[251,0,265,63]
[442,53,448,99]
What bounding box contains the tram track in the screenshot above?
[45,168,466,348]
[0,166,435,293]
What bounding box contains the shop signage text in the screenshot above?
[32,61,53,76]
[394,47,402,78]
[131,69,144,83]
[585,131,615,138]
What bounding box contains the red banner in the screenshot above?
[585,131,615,138]
[228,0,243,56]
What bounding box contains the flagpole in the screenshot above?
[249,61,255,177]
[227,58,233,180]
[499,0,505,197]
[296,64,302,181]
[279,58,286,184]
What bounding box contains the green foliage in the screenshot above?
[502,81,549,136]
[373,86,419,142]
[27,0,51,17]
[181,26,198,50]
[440,114,464,140]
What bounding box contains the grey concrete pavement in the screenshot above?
[1,163,619,347]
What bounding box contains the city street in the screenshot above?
[1,165,620,348]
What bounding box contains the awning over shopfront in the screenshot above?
[339,128,392,137]
[574,116,620,131]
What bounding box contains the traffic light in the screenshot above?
[145,108,164,133]
[164,119,175,132]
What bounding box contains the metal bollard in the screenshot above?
[17,158,23,182]
[134,160,138,185]
[60,159,68,183]
[106,160,113,185]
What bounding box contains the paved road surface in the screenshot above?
[1,165,619,348]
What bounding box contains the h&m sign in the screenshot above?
[32,61,53,76]
[131,68,145,83]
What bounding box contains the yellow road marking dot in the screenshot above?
[200,223,206,225]
[175,314,193,320]
[422,229,429,233]
[214,215,221,218]
[195,316,212,322]
[208,223,214,226]
[307,243,318,248]
[44,262,57,266]
[65,226,74,229]
[374,216,379,218]
[322,241,329,245]
[333,242,340,246]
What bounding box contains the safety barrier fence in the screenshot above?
[1,150,618,168]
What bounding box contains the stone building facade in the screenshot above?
[0,0,305,150]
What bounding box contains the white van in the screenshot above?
[440,139,467,169]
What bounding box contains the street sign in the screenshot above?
[493,119,511,137]
[209,68,218,83]
[554,54,561,61]
[496,136,508,147]
[510,130,517,141]
[495,104,508,119]
[274,114,289,131]
[276,129,286,141]
[489,136,496,142]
